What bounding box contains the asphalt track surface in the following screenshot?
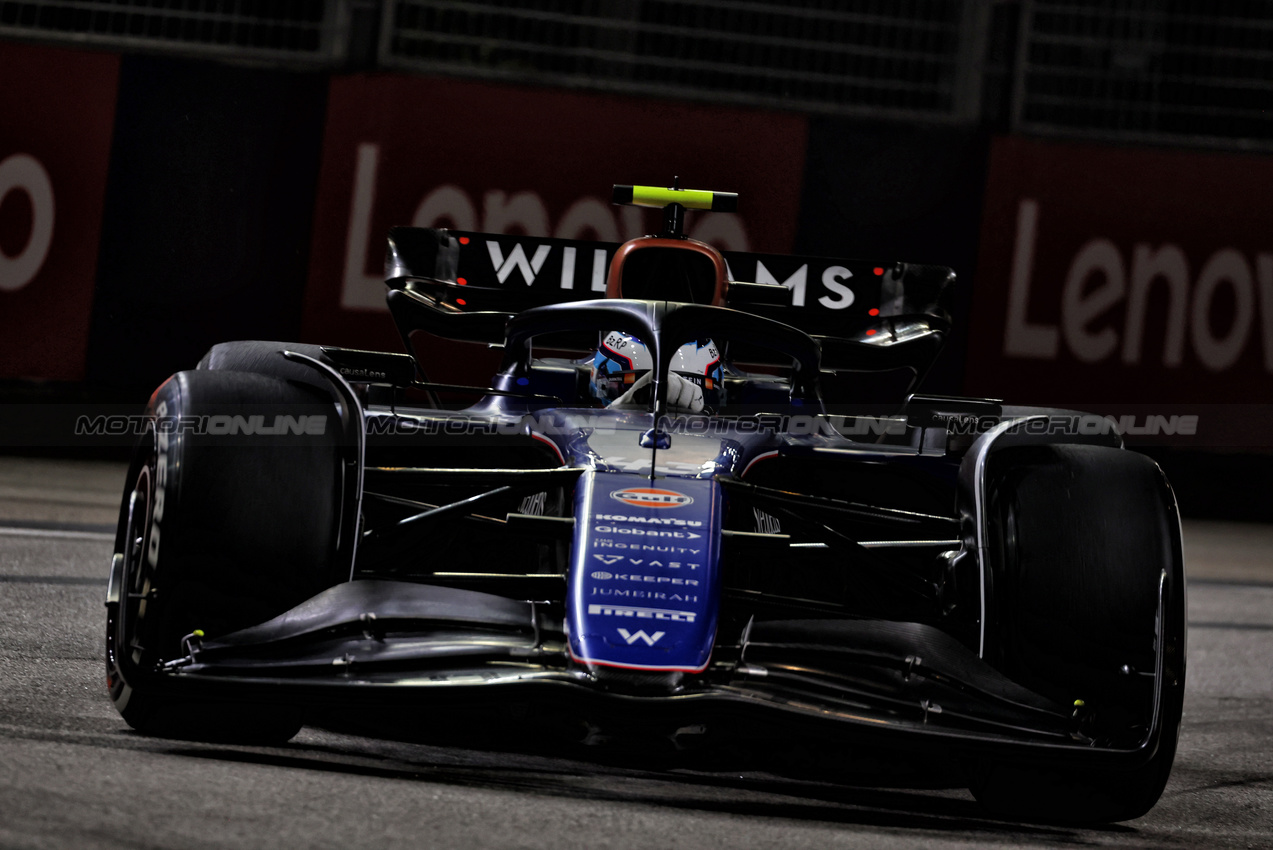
[0,457,1269,849]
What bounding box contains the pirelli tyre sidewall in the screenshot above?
[105,368,342,739]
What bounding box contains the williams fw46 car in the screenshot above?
[106,185,1184,824]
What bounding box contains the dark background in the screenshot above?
[2,3,1270,519]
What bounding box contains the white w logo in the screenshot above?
[486,242,551,284]
[617,629,665,646]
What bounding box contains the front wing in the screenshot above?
[117,574,1176,771]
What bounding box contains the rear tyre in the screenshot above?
[105,368,343,743]
[969,444,1186,824]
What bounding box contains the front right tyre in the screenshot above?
[970,444,1186,824]
[105,368,343,743]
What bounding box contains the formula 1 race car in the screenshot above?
[105,185,1185,825]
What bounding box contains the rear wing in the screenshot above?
[384,227,954,382]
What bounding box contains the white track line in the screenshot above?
[0,527,114,542]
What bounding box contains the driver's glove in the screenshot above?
[611,371,704,413]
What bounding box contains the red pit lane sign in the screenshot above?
[610,488,694,509]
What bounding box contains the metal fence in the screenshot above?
[1011,0,1273,150]
[4,1,1273,149]
[378,0,990,122]
[0,0,348,65]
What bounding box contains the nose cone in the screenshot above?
[567,471,721,675]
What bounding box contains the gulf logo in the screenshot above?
[610,487,694,508]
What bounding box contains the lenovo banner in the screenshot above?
[0,44,119,381]
[968,136,1273,413]
[302,73,809,364]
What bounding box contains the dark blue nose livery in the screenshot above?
[567,471,722,672]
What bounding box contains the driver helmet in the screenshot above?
[590,331,723,409]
